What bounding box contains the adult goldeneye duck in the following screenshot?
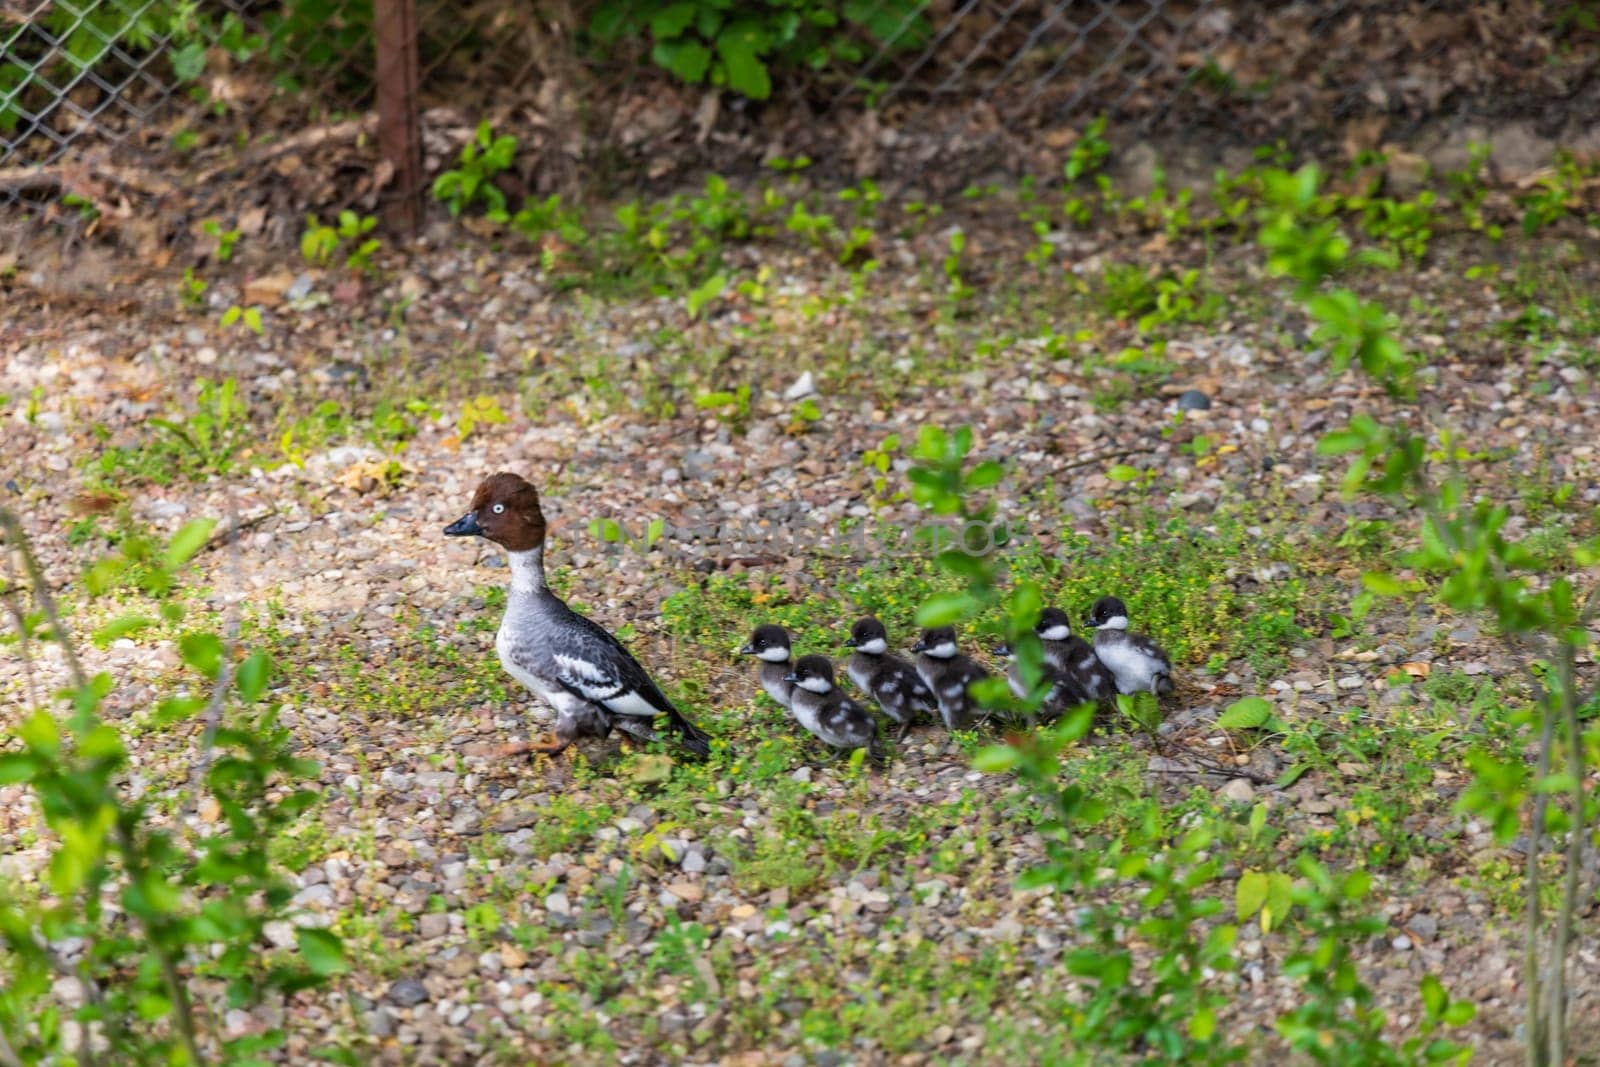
[1085,595,1174,697]
[844,616,936,741]
[445,472,712,757]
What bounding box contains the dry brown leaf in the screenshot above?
[243,271,295,307]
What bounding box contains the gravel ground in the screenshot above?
[3,196,1599,1064]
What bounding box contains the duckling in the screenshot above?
[784,654,886,766]
[1086,596,1174,696]
[1034,606,1117,703]
[739,623,796,711]
[845,616,936,741]
[911,626,991,731]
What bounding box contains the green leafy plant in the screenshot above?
[693,384,752,431]
[1065,115,1110,182]
[1256,165,1413,394]
[1260,157,1598,1067]
[1516,151,1592,235]
[200,218,241,262]
[942,229,974,305]
[456,394,509,441]
[302,211,382,272]
[586,0,932,101]
[0,509,344,1065]
[1350,190,1436,261]
[686,272,728,319]
[300,214,339,266]
[589,515,667,555]
[432,120,518,221]
[219,304,264,335]
[178,267,208,310]
[906,424,1473,1065]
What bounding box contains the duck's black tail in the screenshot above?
[666,705,713,758]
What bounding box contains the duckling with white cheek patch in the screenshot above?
[845,616,936,741]
[1034,606,1117,703]
[1086,596,1174,697]
[784,655,886,766]
[739,624,797,711]
[911,626,991,731]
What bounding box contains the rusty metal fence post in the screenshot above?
[374,0,423,238]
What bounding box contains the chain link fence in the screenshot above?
[3,1,1596,244]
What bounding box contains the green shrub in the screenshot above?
[586,0,932,101]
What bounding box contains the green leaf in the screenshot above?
[649,2,697,38]
[1315,429,1367,456]
[966,751,1017,777]
[19,711,60,755]
[686,272,728,319]
[93,613,157,648]
[171,41,206,81]
[1217,696,1272,730]
[1235,870,1268,920]
[652,38,712,84]
[181,632,224,679]
[965,460,1003,489]
[79,724,124,762]
[915,592,979,628]
[1360,570,1405,596]
[715,21,772,100]
[1533,772,1579,795]
[0,753,41,784]
[1107,464,1141,482]
[1420,973,1446,1019]
[1265,872,1293,930]
[236,651,272,703]
[164,518,217,570]
[296,927,348,976]
[1188,1005,1216,1041]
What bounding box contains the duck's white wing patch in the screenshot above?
[552,652,660,718]
[553,652,617,695]
[602,690,659,718]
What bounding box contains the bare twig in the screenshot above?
[1015,447,1157,496]
[114,823,205,1067]
[1549,642,1583,1067]
[189,508,243,794]
[1525,673,1555,1067]
[198,509,275,557]
[192,116,379,187]
[0,552,38,714]
[0,508,86,691]
[0,1025,24,1067]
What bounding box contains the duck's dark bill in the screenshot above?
[444,512,484,537]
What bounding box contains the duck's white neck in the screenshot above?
[508,547,546,595]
